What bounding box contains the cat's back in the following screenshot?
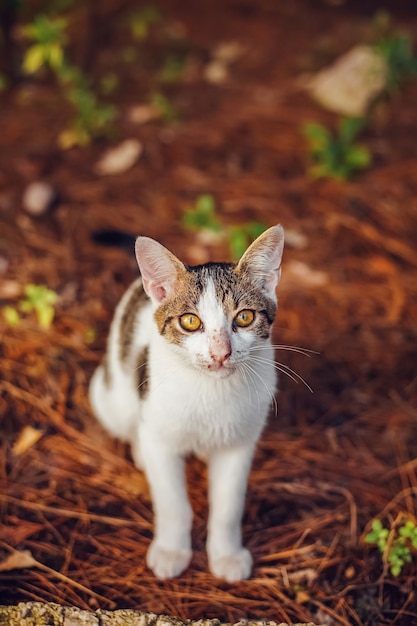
[89,277,153,441]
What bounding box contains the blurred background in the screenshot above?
[1,1,417,625]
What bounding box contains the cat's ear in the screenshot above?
[135,237,184,304]
[237,225,284,298]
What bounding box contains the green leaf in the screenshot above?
[182,195,221,232]
[2,306,20,326]
[303,123,331,151]
[246,222,267,239]
[23,45,46,74]
[159,54,186,83]
[338,117,366,144]
[36,303,55,329]
[229,228,249,260]
[345,144,371,168]
[149,91,179,124]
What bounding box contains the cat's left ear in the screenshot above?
[237,225,284,298]
[135,237,184,304]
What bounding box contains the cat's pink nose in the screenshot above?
[211,349,231,365]
[209,333,232,366]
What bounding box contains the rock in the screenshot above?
[22,181,57,216]
[204,59,229,84]
[0,602,319,626]
[204,40,245,84]
[128,105,160,125]
[307,45,387,117]
[94,139,143,176]
[283,260,329,288]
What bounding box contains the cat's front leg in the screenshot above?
[134,427,192,579]
[206,444,255,582]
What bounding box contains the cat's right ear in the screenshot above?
[237,224,284,299]
[135,237,184,304]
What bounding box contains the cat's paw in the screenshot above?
[147,542,192,579]
[209,548,253,582]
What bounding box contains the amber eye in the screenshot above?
[179,313,202,332]
[234,309,255,328]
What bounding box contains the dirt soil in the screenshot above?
[1,1,417,625]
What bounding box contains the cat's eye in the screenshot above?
[234,309,255,328]
[179,313,202,332]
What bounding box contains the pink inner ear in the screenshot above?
[153,284,167,302]
[141,277,169,303]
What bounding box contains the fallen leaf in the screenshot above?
[0,549,37,572]
[295,589,311,604]
[13,425,44,455]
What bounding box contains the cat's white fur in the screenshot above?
[89,225,284,582]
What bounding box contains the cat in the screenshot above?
[89,224,284,582]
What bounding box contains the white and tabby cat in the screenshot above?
[89,225,284,582]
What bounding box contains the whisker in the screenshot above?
[237,362,260,414]
[250,354,314,393]
[242,361,278,417]
[249,344,319,358]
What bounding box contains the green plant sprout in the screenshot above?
[22,14,68,74]
[2,284,58,329]
[129,6,161,41]
[303,117,371,180]
[371,11,417,93]
[375,33,417,93]
[182,194,267,261]
[158,53,186,83]
[365,518,417,576]
[19,284,58,329]
[22,13,115,147]
[149,91,179,124]
[182,194,222,232]
[2,306,20,327]
[228,222,267,260]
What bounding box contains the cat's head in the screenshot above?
[135,226,284,377]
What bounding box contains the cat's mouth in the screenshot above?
[202,362,236,378]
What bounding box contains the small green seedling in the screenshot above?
[303,117,371,180]
[2,284,58,329]
[149,91,179,124]
[2,306,21,327]
[365,518,417,576]
[22,13,115,147]
[59,86,115,148]
[22,14,68,74]
[228,222,267,259]
[159,53,186,83]
[182,194,222,233]
[129,6,161,41]
[375,33,417,93]
[19,284,58,329]
[371,11,417,93]
[182,195,267,260]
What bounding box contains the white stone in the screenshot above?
[22,181,56,216]
[95,139,143,176]
[307,45,387,117]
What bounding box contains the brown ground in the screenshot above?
[1,1,417,625]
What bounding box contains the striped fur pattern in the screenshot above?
[89,225,284,582]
